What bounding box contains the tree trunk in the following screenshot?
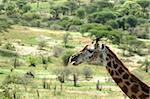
[73,74,77,87]
[145,66,148,73]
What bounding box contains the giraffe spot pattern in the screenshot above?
[123,73,129,79]
[115,71,119,76]
[113,77,122,84]
[107,53,113,59]
[139,93,149,99]
[118,67,124,75]
[110,70,114,76]
[122,85,128,93]
[131,84,139,93]
[112,60,118,69]
[106,57,109,61]
[141,86,149,94]
[114,64,118,69]
[107,61,112,67]
[130,78,136,83]
[131,95,137,99]
[125,81,130,86]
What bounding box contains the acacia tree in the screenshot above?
[63,32,70,47]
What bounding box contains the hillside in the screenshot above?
[0,25,149,99]
[0,0,150,99]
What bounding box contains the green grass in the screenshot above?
[0,25,149,99]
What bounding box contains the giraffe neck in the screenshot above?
[101,46,150,99]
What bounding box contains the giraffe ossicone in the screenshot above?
[69,39,150,99]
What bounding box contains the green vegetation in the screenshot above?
[0,0,149,98]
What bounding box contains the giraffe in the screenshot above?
[69,38,150,99]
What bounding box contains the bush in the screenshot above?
[22,12,40,21]
[53,46,64,57]
[28,55,37,67]
[62,50,74,66]
[2,74,33,85]
[38,40,47,50]
[82,66,93,80]
[49,24,63,30]
[30,19,41,27]
[106,20,119,29]
[68,25,80,32]
[88,11,117,24]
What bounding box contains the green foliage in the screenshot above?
[22,12,40,21]
[63,32,70,47]
[61,50,74,66]
[125,15,138,28]
[52,46,64,57]
[133,23,150,39]
[0,15,12,32]
[106,20,119,29]
[38,40,47,50]
[82,66,93,80]
[2,74,33,85]
[76,7,86,19]
[28,55,37,67]
[141,58,150,72]
[118,1,142,16]
[137,0,150,9]
[58,17,82,30]
[88,11,117,24]
[50,24,63,30]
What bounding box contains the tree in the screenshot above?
[82,66,93,80]
[118,1,142,16]
[64,0,78,15]
[62,50,74,66]
[71,67,80,87]
[126,15,138,28]
[76,7,86,19]
[88,11,117,24]
[63,32,70,47]
[50,5,62,19]
[137,0,150,9]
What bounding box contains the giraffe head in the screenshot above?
[70,38,106,65]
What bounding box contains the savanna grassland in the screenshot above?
[0,0,150,99]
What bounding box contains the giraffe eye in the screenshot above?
[87,49,94,53]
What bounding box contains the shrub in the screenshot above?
[63,32,71,47]
[28,55,36,67]
[88,11,117,24]
[2,74,33,85]
[49,24,63,30]
[68,25,80,32]
[52,46,64,57]
[38,40,47,50]
[106,20,119,29]
[62,50,74,66]
[22,12,40,21]
[30,19,41,27]
[82,66,93,80]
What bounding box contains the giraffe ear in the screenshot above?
[95,37,100,43]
